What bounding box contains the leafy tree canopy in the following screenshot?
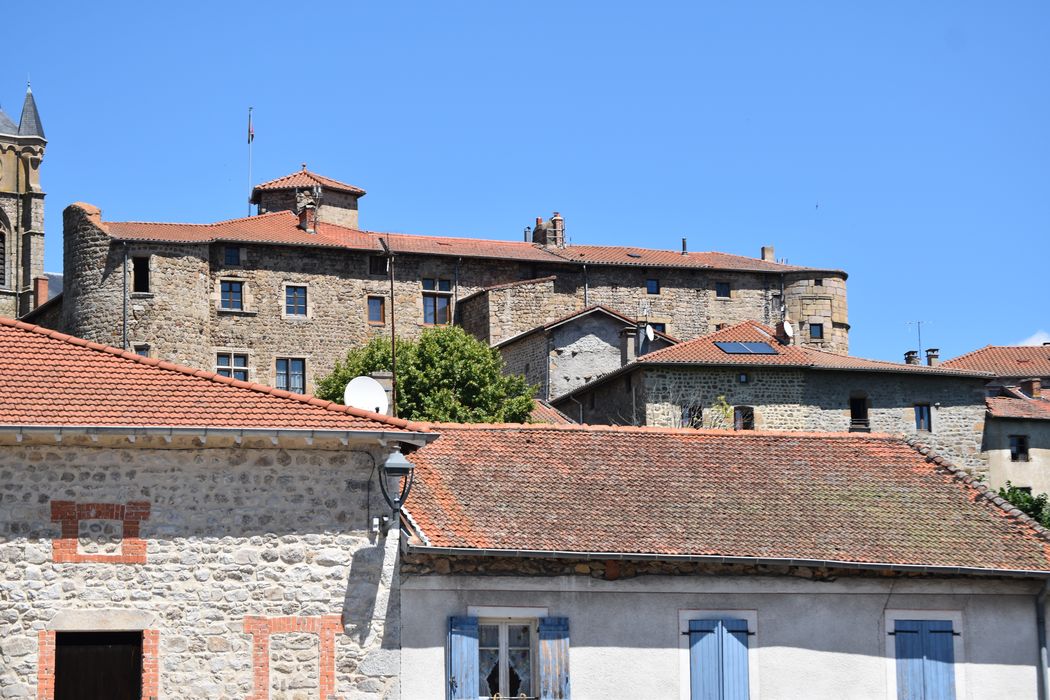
[998,482,1050,528]
[316,326,535,423]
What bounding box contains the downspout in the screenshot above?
[1038,579,1049,700]
[379,238,398,418]
[545,335,553,401]
[453,256,461,324]
[122,243,129,350]
[582,264,589,306]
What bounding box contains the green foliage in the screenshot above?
[998,482,1050,528]
[707,395,734,429]
[316,325,535,423]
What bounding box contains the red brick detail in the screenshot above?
[50,500,151,564]
[36,630,55,700]
[244,615,343,700]
[141,629,160,700]
[37,629,158,700]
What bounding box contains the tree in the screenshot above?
[998,482,1050,528]
[316,326,535,423]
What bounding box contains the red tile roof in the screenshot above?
[251,168,366,198]
[495,305,679,349]
[529,401,576,425]
[0,318,426,433]
[986,396,1050,421]
[943,345,1050,378]
[405,424,1050,574]
[552,245,819,273]
[635,321,990,376]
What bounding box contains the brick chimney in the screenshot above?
[1021,378,1042,399]
[32,276,48,309]
[531,212,565,248]
[925,348,940,367]
[904,350,920,365]
[761,246,775,262]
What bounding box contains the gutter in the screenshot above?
[0,425,438,447]
[404,542,1050,580]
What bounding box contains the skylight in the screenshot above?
[714,341,777,355]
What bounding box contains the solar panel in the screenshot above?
[714,341,777,355]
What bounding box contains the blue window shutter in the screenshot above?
[720,618,750,700]
[895,620,926,700]
[448,616,478,700]
[688,619,721,700]
[538,617,571,699]
[922,621,956,700]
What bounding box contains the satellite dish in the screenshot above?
[645,324,656,341]
[782,320,794,338]
[344,376,390,415]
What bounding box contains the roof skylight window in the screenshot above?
[714,341,777,355]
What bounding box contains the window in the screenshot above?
[687,618,751,699]
[734,406,755,431]
[220,280,243,310]
[810,323,824,340]
[1010,435,1030,462]
[646,278,660,295]
[448,616,569,700]
[682,405,703,428]
[814,278,823,286]
[892,619,957,700]
[132,256,150,293]
[715,282,731,299]
[223,246,241,266]
[850,395,870,432]
[369,255,387,276]
[650,322,667,334]
[714,323,727,332]
[285,285,307,316]
[217,353,249,381]
[276,358,306,394]
[368,296,386,324]
[133,344,150,358]
[422,278,452,325]
[914,404,932,432]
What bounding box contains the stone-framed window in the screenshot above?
[733,406,755,431]
[646,278,661,295]
[1009,435,1030,462]
[276,357,306,394]
[715,281,731,299]
[223,245,243,266]
[216,352,250,381]
[132,343,151,358]
[283,283,309,318]
[369,255,388,276]
[132,256,151,294]
[914,404,933,432]
[220,279,244,310]
[368,295,386,325]
[422,278,452,325]
[810,323,824,340]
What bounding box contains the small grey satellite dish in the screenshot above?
[344,376,390,415]
[782,320,794,338]
[645,324,656,341]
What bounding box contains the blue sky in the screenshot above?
[10,1,1049,360]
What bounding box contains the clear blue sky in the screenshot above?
[10,1,1049,361]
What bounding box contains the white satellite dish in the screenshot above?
[645,324,656,341]
[344,376,390,415]
[782,320,794,338]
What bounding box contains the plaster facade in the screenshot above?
[984,417,1050,494]
[400,571,1045,700]
[0,435,402,699]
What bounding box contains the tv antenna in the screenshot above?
[906,320,929,357]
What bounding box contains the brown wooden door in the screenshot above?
[55,632,142,700]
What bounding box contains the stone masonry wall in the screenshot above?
[0,438,402,699]
[498,332,550,400]
[784,274,849,355]
[548,314,632,399]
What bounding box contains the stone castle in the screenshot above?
[30,163,848,395]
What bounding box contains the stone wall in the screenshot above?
[784,274,849,355]
[459,277,580,346]
[548,314,633,399]
[0,436,401,699]
[499,332,549,399]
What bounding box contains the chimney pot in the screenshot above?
[761,245,775,262]
[925,348,940,367]
[682,238,688,255]
[536,216,542,227]
[904,350,920,365]
[1021,378,1042,399]
[33,276,48,309]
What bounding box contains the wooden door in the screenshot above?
[55,631,142,700]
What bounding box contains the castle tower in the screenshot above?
[0,83,46,317]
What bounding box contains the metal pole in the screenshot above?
[122,243,128,350]
[379,238,397,418]
[247,107,253,217]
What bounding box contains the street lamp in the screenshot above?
[378,446,415,532]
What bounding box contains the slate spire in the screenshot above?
[18,82,44,139]
[0,106,17,136]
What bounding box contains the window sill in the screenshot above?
[368,321,386,326]
[217,308,256,316]
[282,315,310,321]
[130,292,155,299]
[715,296,731,301]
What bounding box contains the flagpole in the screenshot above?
[247,107,253,217]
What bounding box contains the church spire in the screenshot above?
[18,82,44,139]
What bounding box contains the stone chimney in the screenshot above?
[368,371,394,415]
[620,326,642,365]
[296,187,320,233]
[532,212,566,248]
[761,246,775,262]
[925,348,940,367]
[33,276,48,309]
[1021,378,1042,399]
[904,350,920,365]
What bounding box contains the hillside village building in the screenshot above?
[0,84,48,318]
[27,166,849,393]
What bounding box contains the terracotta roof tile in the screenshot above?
[0,318,425,433]
[548,245,826,273]
[406,425,1050,573]
[251,168,366,197]
[529,401,576,425]
[987,396,1050,421]
[943,345,1050,377]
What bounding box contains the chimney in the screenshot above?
[1021,378,1042,399]
[681,238,688,255]
[761,245,775,262]
[620,326,642,365]
[904,350,920,365]
[32,276,48,308]
[925,348,940,367]
[298,206,317,233]
[532,213,565,248]
[368,371,394,415]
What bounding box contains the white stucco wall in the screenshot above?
[401,573,1044,700]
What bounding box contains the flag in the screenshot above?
[248,108,254,144]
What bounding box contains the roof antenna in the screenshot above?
[906,320,929,357]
